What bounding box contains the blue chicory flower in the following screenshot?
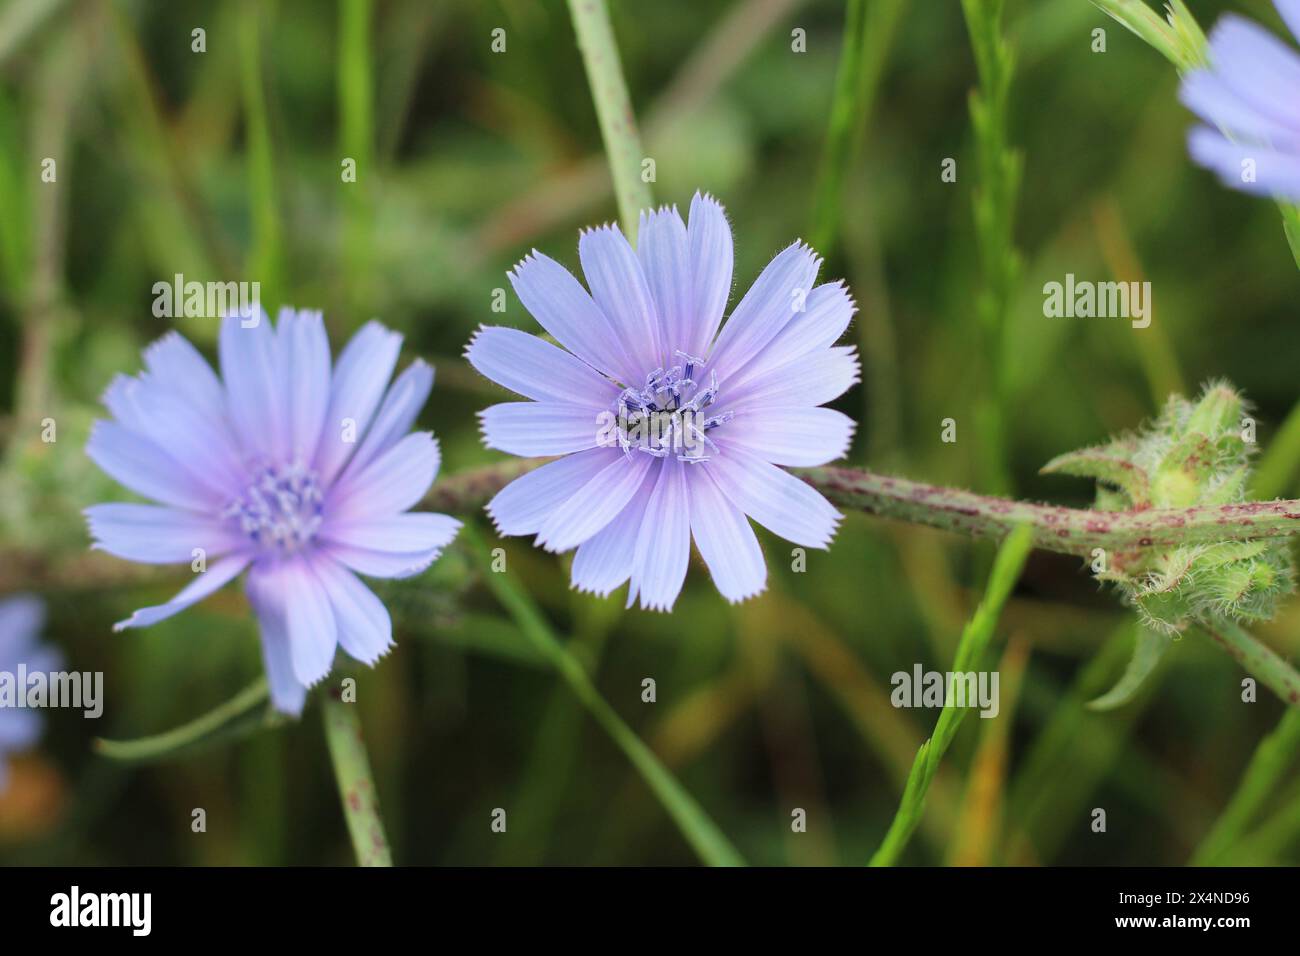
[85,309,459,714]
[0,596,58,792]
[1181,0,1300,201]
[468,193,858,612]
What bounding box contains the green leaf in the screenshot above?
[1086,626,1168,711]
[1040,444,1150,506]
[1192,708,1300,864]
[95,678,283,764]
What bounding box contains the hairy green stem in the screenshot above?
[566,0,653,241]
[16,460,1300,594]
[321,690,393,866]
[430,460,1300,562]
[1199,620,1300,709]
[804,466,1300,558]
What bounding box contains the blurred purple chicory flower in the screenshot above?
[85,309,459,714]
[0,596,58,791]
[469,193,858,612]
[1181,0,1300,201]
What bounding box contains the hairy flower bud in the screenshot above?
[1042,382,1294,635]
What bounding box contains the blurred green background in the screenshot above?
[1,0,1298,866]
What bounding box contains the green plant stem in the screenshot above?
[808,0,906,256]
[1191,707,1300,864]
[17,460,1300,594]
[1199,620,1300,709]
[1089,0,1185,67]
[431,460,1300,563]
[869,525,1034,865]
[961,0,1021,496]
[464,523,746,866]
[566,0,653,241]
[95,677,279,763]
[338,0,373,310]
[321,689,393,866]
[238,0,282,308]
[802,466,1300,559]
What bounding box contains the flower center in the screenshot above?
[614,351,733,464]
[224,463,324,554]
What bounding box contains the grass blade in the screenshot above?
[338,0,373,310]
[961,0,1022,495]
[869,524,1033,865]
[1192,707,1300,865]
[808,0,906,257]
[238,0,283,309]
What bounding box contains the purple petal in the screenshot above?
[580,224,665,371]
[0,597,45,656]
[261,558,338,688]
[336,359,433,485]
[245,568,308,715]
[728,281,857,390]
[636,207,692,356]
[508,251,636,383]
[570,466,657,597]
[535,452,654,552]
[686,192,734,357]
[1189,127,1300,199]
[113,553,250,630]
[142,332,226,421]
[479,401,606,457]
[0,708,42,751]
[86,420,218,511]
[219,309,287,462]
[1179,70,1300,148]
[328,431,439,523]
[486,447,621,535]
[86,503,247,564]
[315,321,403,485]
[687,466,766,603]
[1280,0,1300,46]
[704,443,841,548]
[325,543,447,579]
[722,407,855,467]
[707,241,822,381]
[726,346,861,410]
[628,458,690,611]
[312,555,393,665]
[1204,16,1300,124]
[278,309,332,465]
[322,512,460,554]
[466,325,619,406]
[102,373,245,498]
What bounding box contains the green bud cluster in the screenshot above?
[1042,382,1295,634]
